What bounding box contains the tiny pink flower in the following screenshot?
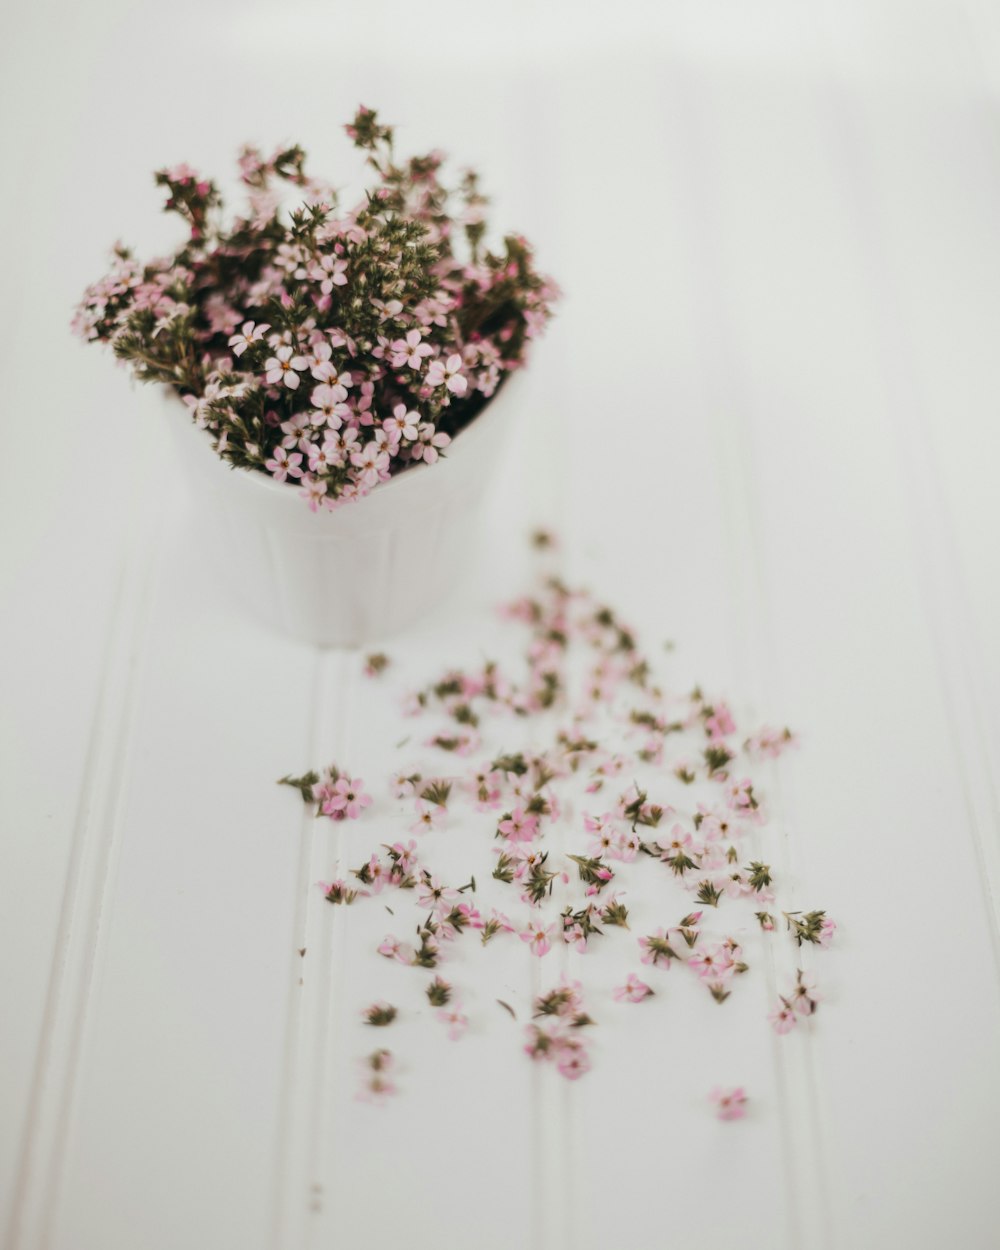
[410,423,451,465]
[228,320,270,356]
[313,253,348,293]
[383,403,419,443]
[416,876,459,914]
[426,352,468,394]
[377,936,409,963]
[265,445,304,482]
[688,945,733,980]
[411,800,444,835]
[769,1000,798,1034]
[310,382,348,428]
[818,917,837,948]
[613,973,653,1003]
[265,344,308,389]
[498,807,539,843]
[555,1041,591,1080]
[390,329,434,370]
[520,921,555,957]
[437,1007,469,1040]
[299,475,328,511]
[710,1086,748,1121]
[321,776,372,820]
[791,970,821,1015]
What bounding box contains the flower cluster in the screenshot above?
[73,106,558,511]
[281,556,837,1101]
[524,978,594,1079]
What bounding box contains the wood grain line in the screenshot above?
[269,645,326,1250]
[659,60,834,1249]
[813,3,1000,978]
[5,489,164,1250]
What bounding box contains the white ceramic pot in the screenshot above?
[168,374,522,646]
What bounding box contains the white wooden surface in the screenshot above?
[3,2,1000,1247]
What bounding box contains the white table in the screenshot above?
[3,2,1000,1247]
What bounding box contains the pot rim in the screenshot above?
[168,366,524,510]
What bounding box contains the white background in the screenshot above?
[3,2,1000,1247]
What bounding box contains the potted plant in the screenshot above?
[73,106,558,645]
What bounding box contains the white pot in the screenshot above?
[167,374,522,647]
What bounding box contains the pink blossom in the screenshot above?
[520,921,555,957]
[350,441,391,487]
[613,974,653,1002]
[298,475,328,512]
[320,776,372,820]
[377,936,413,964]
[313,253,348,293]
[383,403,419,444]
[791,970,821,1015]
[688,946,733,981]
[437,1007,469,1040]
[723,777,760,818]
[227,320,270,356]
[426,352,468,394]
[745,726,796,759]
[280,412,311,449]
[705,701,736,740]
[411,800,444,835]
[497,807,539,843]
[769,1000,798,1034]
[389,329,433,370]
[410,423,451,465]
[264,344,308,389]
[638,929,676,967]
[416,876,459,914]
[710,1086,748,1121]
[818,917,837,948]
[310,382,349,428]
[264,446,304,482]
[555,1040,591,1080]
[388,839,419,873]
[391,772,419,799]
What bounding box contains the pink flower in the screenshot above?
[411,800,444,835]
[520,921,555,957]
[818,917,837,948]
[705,701,736,740]
[389,329,433,370]
[638,929,676,967]
[310,382,349,428]
[769,1000,798,1034]
[723,777,760,817]
[710,1086,748,1121]
[555,1040,591,1080]
[313,253,348,293]
[613,974,653,1003]
[298,475,328,511]
[264,445,304,482]
[320,776,372,820]
[264,344,308,389]
[687,945,733,980]
[228,320,270,356]
[426,353,468,394]
[410,423,451,465]
[350,441,391,487]
[790,970,821,1015]
[383,403,419,443]
[280,412,311,449]
[437,1007,469,1040]
[377,936,413,964]
[498,807,539,842]
[416,876,459,914]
